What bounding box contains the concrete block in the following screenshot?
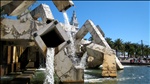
[55,50,84,82]
[54,50,73,77]
[53,0,74,12]
[86,43,106,68]
[1,19,34,40]
[102,54,117,77]
[1,1,12,7]
[30,4,54,23]
[33,21,69,56]
[60,67,84,83]
[2,0,35,16]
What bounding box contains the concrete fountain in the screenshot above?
[0,0,124,83]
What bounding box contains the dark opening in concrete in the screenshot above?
[41,29,64,47]
[46,19,52,24]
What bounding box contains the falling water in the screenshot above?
[79,52,88,68]
[75,52,88,69]
[62,10,78,65]
[44,48,55,84]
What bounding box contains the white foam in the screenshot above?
[36,68,46,70]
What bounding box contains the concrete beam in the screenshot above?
[1,1,12,7]
[2,0,35,16]
[52,0,74,12]
[86,43,111,68]
[75,20,111,49]
[86,43,117,77]
[96,25,105,37]
[102,54,117,77]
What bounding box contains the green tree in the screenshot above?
[143,45,150,58]
[125,42,131,57]
[114,38,124,57]
[131,43,141,57]
[105,37,114,48]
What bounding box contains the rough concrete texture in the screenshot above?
[86,43,117,76]
[96,25,105,37]
[30,4,54,23]
[55,50,84,82]
[75,20,111,49]
[116,56,124,69]
[75,20,124,70]
[19,10,33,22]
[1,1,12,7]
[52,0,74,12]
[86,43,109,68]
[33,21,69,56]
[2,0,35,16]
[102,53,117,77]
[1,19,35,40]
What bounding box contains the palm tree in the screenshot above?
[143,45,150,58]
[129,43,135,57]
[124,42,131,57]
[105,37,114,48]
[132,43,141,57]
[114,38,124,57]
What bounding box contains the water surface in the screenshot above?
[84,65,150,84]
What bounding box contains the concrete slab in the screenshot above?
[2,0,35,16]
[52,0,74,12]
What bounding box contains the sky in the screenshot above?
[6,1,150,45]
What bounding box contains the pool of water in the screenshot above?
[1,65,150,84]
[84,65,150,84]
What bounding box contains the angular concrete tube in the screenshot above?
[52,0,74,12]
[33,20,69,56]
[30,4,54,23]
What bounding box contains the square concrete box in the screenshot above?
[30,4,54,23]
[53,0,74,12]
[33,21,69,56]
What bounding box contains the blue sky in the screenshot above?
[6,1,150,45]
